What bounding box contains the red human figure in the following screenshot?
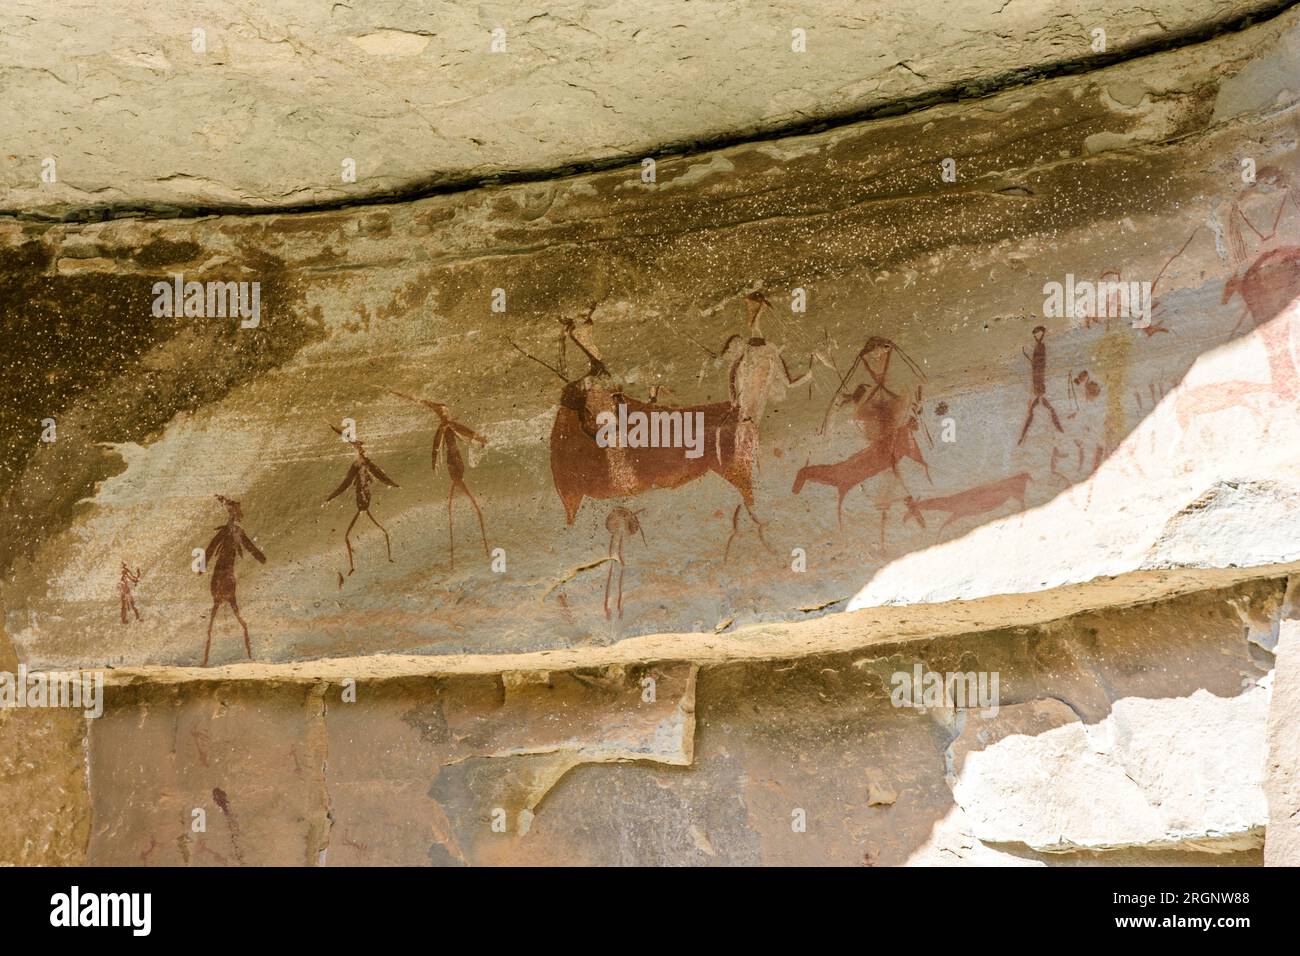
[202,495,266,666]
[118,562,141,624]
[604,506,646,620]
[1017,326,1063,444]
[796,334,929,541]
[384,389,489,570]
[324,422,400,575]
[819,336,920,433]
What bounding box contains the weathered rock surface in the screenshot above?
[328,663,696,862]
[952,689,1270,853]
[3,580,1259,866]
[86,682,331,865]
[0,706,89,865]
[1,0,1285,217]
[1264,579,1300,864]
[4,2,1300,868]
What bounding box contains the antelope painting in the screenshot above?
[517,294,817,558]
[795,335,930,542]
[902,472,1031,533]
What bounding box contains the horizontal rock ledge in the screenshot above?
[77,562,1300,685]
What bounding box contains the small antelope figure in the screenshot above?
[324,422,399,575]
[604,506,646,620]
[202,495,266,666]
[1017,326,1063,444]
[118,562,142,624]
[384,389,488,570]
[902,472,1031,532]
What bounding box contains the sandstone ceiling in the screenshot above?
[0,0,1289,217]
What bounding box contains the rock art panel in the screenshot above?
[4,0,1300,875]
[4,9,1300,670]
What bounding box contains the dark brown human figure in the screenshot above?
[118,562,141,624]
[202,495,266,666]
[324,423,399,575]
[385,389,488,570]
[1017,326,1063,444]
[603,506,646,620]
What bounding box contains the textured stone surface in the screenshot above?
[64,581,1277,865]
[0,0,1283,216]
[324,663,695,863]
[86,682,330,865]
[1264,578,1300,864]
[5,2,1300,869]
[0,706,90,865]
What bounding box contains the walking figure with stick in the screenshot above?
[383,389,489,570]
[603,506,646,620]
[323,421,400,575]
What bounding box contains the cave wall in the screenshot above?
[3,2,1300,866]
